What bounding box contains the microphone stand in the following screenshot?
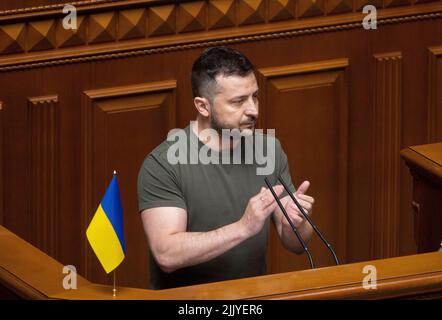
[264,177,315,269]
[277,176,340,266]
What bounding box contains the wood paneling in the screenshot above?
[259,58,349,272]
[401,143,442,253]
[384,0,412,8]
[208,0,236,29]
[268,0,295,22]
[27,20,57,52]
[27,95,60,259]
[326,0,353,15]
[0,23,26,55]
[149,4,176,37]
[428,46,442,143]
[0,0,96,13]
[82,81,177,288]
[238,0,266,26]
[57,15,88,48]
[88,12,117,44]
[0,101,2,226]
[177,1,207,33]
[1,0,442,289]
[1,1,442,72]
[297,0,325,18]
[118,8,147,41]
[371,53,402,259]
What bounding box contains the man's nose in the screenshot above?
[245,97,258,118]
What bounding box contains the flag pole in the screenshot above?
[113,269,117,297]
[112,169,118,298]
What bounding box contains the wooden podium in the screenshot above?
[401,143,442,253]
[1,224,441,300]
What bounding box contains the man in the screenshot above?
[138,46,314,290]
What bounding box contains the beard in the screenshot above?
[210,108,231,134]
[208,107,257,155]
[210,108,256,136]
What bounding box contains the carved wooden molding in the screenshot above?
[0,1,441,71]
[0,0,122,16]
[2,0,437,18]
[428,46,442,143]
[259,58,349,77]
[371,52,402,259]
[26,95,60,258]
[259,58,350,269]
[81,80,177,279]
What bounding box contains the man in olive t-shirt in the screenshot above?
[137,47,315,290]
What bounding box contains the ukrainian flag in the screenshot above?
[86,173,126,273]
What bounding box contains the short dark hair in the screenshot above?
[191,46,254,103]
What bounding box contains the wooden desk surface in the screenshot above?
[401,142,442,182]
[1,224,442,299]
[410,143,442,166]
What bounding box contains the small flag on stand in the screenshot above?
[86,171,126,274]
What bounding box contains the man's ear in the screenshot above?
[194,97,211,117]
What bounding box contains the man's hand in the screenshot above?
[239,185,284,238]
[280,181,314,232]
[273,180,315,253]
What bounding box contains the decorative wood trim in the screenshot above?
[0,0,121,16]
[83,80,177,99]
[81,80,177,279]
[1,0,439,19]
[428,46,442,143]
[259,58,350,268]
[336,61,350,265]
[0,2,441,71]
[371,52,402,259]
[259,58,349,77]
[26,95,60,259]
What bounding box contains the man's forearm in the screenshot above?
[156,220,248,273]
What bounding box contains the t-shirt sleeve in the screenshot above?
[137,153,187,213]
[277,139,296,198]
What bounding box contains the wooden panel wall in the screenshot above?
[428,47,442,143]
[1,0,442,289]
[260,59,350,271]
[82,81,177,288]
[27,95,60,259]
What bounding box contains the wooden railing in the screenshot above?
[1,224,441,300]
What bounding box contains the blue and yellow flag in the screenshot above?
[86,173,126,273]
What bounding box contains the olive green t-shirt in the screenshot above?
[137,124,295,289]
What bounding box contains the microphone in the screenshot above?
[264,177,315,269]
[277,176,340,265]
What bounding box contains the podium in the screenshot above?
[1,224,441,300]
[401,143,442,252]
